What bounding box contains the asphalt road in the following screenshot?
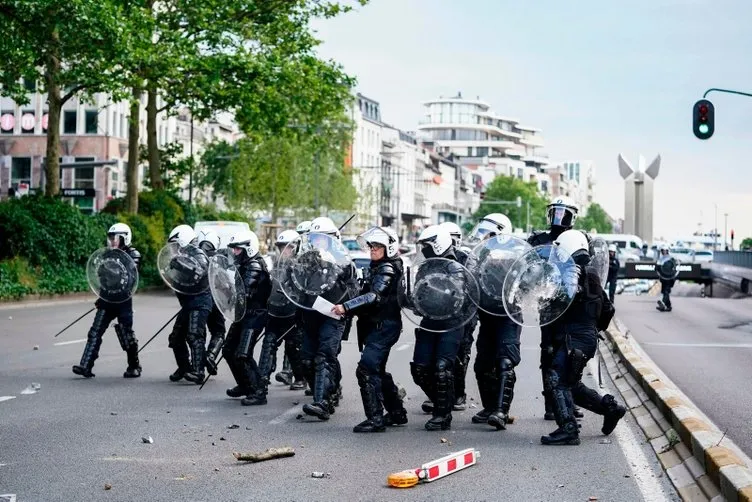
[614,293,752,457]
[0,293,678,502]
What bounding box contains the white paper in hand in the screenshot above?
[312,296,342,320]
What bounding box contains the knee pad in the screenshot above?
[355,362,370,385]
[435,357,452,374]
[544,368,561,392]
[567,349,588,385]
[410,362,430,386]
[114,324,137,351]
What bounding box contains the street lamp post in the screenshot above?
[724,213,729,250]
[714,204,718,250]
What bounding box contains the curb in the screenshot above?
[601,317,752,502]
[0,286,170,309]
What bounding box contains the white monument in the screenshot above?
[618,154,660,244]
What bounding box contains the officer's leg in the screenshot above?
[608,280,617,304]
[303,317,344,420]
[488,320,522,430]
[73,306,116,378]
[425,328,462,431]
[184,308,210,384]
[257,316,284,395]
[540,330,556,420]
[239,312,267,405]
[284,324,306,390]
[223,322,251,397]
[168,310,191,382]
[378,320,407,426]
[541,344,580,446]
[114,300,141,378]
[299,313,318,392]
[205,305,225,376]
[453,315,476,411]
[410,328,435,412]
[472,319,498,424]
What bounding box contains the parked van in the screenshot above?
[592,233,645,260]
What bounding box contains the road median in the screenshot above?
[601,316,752,501]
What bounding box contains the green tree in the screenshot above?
[740,237,752,251]
[195,140,239,202]
[575,202,613,234]
[0,0,142,196]
[472,175,549,231]
[139,142,193,193]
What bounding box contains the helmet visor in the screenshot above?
[548,207,575,228]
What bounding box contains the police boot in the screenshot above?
[472,370,499,424]
[275,355,293,385]
[381,372,408,426]
[170,344,191,382]
[205,336,223,376]
[453,355,469,411]
[241,390,267,406]
[601,394,627,435]
[488,362,515,431]
[184,340,206,384]
[225,357,252,397]
[290,378,307,390]
[302,360,331,421]
[656,299,667,312]
[73,310,108,378]
[123,347,142,378]
[541,387,580,446]
[72,365,95,378]
[353,367,386,433]
[425,361,453,431]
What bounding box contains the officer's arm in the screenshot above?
[342,263,398,314]
[129,248,142,269]
[244,261,265,299]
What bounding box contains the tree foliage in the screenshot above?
[471,175,550,232]
[740,237,752,251]
[575,202,613,234]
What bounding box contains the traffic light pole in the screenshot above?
[703,88,752,99]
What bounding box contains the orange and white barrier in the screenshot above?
[387,448,480,488]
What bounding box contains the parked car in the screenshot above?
[691,250,714,264]
[670,247,694,263]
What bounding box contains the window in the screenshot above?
[476,147,488,157]
[63,111,77,134]
[85,110,98,134]
[1,110,14,134]
[10,158,32,189]
[467,147,473,156]
[21,110,34,134]
[541,180,549,193]
[517,168,523,179]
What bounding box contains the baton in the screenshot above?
[597,339,604,388]
[138,311,180,354]
[199,354,224,390]
[338,213,356,231]
[53,307,96,338]
[276,324,297,345]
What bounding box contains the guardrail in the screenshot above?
[711,251,752,268]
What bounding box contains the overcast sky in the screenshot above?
[312,0,752,242]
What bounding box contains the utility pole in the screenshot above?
[714,203,718,250]
[189,114,194,205]
[724,213,728,250]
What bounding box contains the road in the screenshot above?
[614,292,752,457]
[0,293,677,502]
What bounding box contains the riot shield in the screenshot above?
[278,232,360,311]
[465,234,532,316]
[86,248,139,303]
[589,237,610,288]
[502,244,578,328]
[208,254,246,322]
[657,256,680,280]
[399,254,480,333]
[157,242,210,295]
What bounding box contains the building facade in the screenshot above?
[544,160,595,214]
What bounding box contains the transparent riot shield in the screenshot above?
[278,232,359,311]
[502,244,578,328]
[589,237,610,288]
[86,248,139,303]
[157,242,210,295]
[657,256,680,280]
[465,234,532,316]
[399,253,480,333]
[208,254,246,322]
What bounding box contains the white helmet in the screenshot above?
[608,244,617,253]
[357,226,399,258]
[659,243,670,252]
[310,216,340,239]
[228,229,260,258]
[197,230,220,252]
[168,224,197,247]
[276,229,300,246]
[439,221,463,244]
[554,229,590,261]
[546,196,579,228]
[466,213,511,244]
[417,225,453,257]
[107,223,132,247]
[296,221,312,235]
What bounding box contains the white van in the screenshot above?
[593,233,645,261]
[194,220,250,249]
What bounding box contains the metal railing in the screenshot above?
[712,251,752,268]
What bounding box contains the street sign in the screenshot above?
[61,188,95,198]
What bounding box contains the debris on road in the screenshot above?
[141,436,153,444]
[20,383,41,395]
[599,439,612,444]
[233,447,295,463]
[440,438,448,443]
[311,472,331,479]
[104,483,112,490]
[388,448,479,488]
[33,345,39,350]
[110,412,117,416]
[227,424,239,429]
[507,416,516,424]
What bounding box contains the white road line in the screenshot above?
[395,343,412,352]
[53,338,87,346]
[269,405,300,425]
[642,342,752,348]
[0,396,16,403]
[586,358,672,502]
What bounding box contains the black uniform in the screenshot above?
[452,247,477,410]
[410,249,466,431]
[73,246,142,379]
[343,256,407,432]
[202,246,229,376]
[541,263,626,445]
[223,253,272,403]
[657,255,677,312]
[606,253,620,303]
[167,249,213,384]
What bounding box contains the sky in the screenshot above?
[311,0,752,243]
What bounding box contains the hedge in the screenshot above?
[0,191,252,300]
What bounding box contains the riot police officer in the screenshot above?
[464,213,523,430]
[409,225,467,431]
[657,244,676,312]
[73,223,142,379]
[332,226,407,433]
[606,244,619,303]
[223,229,272,405]
[541,230,626,445]
[527,196,585,421]
[196,230,227,376]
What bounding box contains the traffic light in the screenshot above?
[693,99,714,140]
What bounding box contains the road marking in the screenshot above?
[586,358,672,502]
[53,338,87,346]
[269,405,300,425]
[641,342,752,348]
[0,396,16,403]
[395,343,412,352]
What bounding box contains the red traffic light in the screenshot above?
[731,229,735,239]
[699,104,708,114]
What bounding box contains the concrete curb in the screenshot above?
[601,317,752,501]
[0,286,169,309]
